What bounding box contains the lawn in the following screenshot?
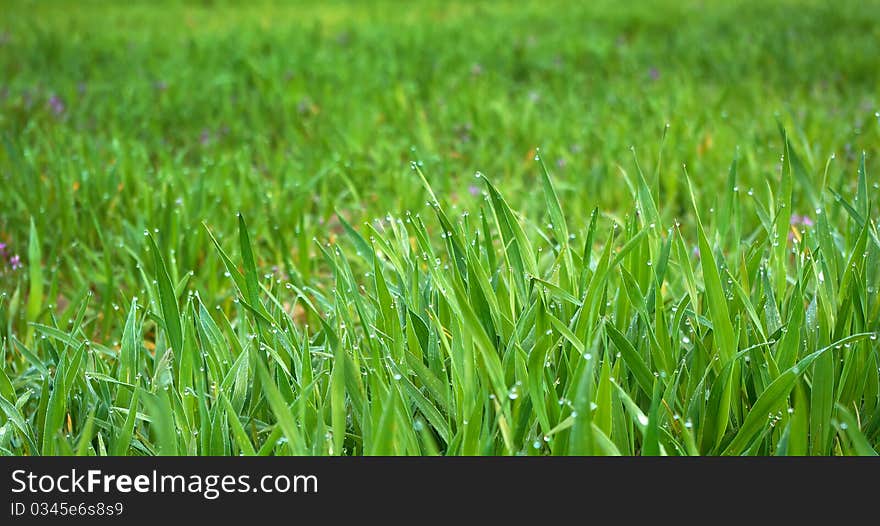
[1,0,879,455]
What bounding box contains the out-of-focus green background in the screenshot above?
[3,1,877,232]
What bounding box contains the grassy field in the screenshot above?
[1,0,879,455]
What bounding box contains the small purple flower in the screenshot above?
[648,67,660,81]
[454,122,472,143]
[48,94,65,115]
[468,185,481,197]
[691,246,700,259]
[199,129,211,145]
[470,63,483,77]
[0,242,6,253]
[556,158,567,170]
[154,80,168,92]
[788,213,814,242]
[790,214,814,227]
[9,254,22,270]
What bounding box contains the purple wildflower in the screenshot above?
[691,246,700,259]
[9,254,22,270]
[556,158,567,170]
[788,213,814,241]
[454,122,473,143]
[470,63,483,77]
[0,242,6,254]
[48,94,65,115]
[199,129,211,145]
[789,214,814,227]
[648,67,660,81]
[468,185,481,197]
[154,80,168,92]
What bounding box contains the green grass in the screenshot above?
[1,0,879,455]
